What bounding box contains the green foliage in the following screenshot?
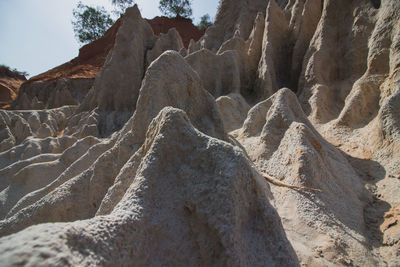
[159,0,193,18]
[72,1,114,44]
[197,14,212,30]
[0,64,28,78]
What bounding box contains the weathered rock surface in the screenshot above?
[13,78,93,110]
[216,93,250,132]
[235,88,374,265]
[0,106,76,152]
[1,0,400,265]
[0,107,299,266]
[0,50,227,238]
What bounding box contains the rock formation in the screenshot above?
[11,15,202,111]
[0,0,399,265]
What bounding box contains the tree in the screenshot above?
[159,0,193,18]
[197,14,212,30]
[111,0,135,16]
[0,64,28,78]
[72,1,114,44]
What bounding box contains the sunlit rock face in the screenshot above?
[1,1,400,265]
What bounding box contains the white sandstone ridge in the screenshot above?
[0,0,400,266]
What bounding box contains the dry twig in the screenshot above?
[262,172,323,192]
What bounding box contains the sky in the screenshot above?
[0,0,219,77]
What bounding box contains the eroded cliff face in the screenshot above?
[0,1,399,265]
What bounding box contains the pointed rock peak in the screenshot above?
[255,11,265,23]
[125,4,142,19]
[249,12,265,40]
[241,88,308,138]
[267,0,285,16]
[138,107,193,157]
[146,107,192,138]
[269,88,309,121]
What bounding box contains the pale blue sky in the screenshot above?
[0,0,219,77]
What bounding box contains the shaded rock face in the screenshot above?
[1,1,400,266]
[186,12,265,102]
[201,0,270,52]
[253,0,322,100]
